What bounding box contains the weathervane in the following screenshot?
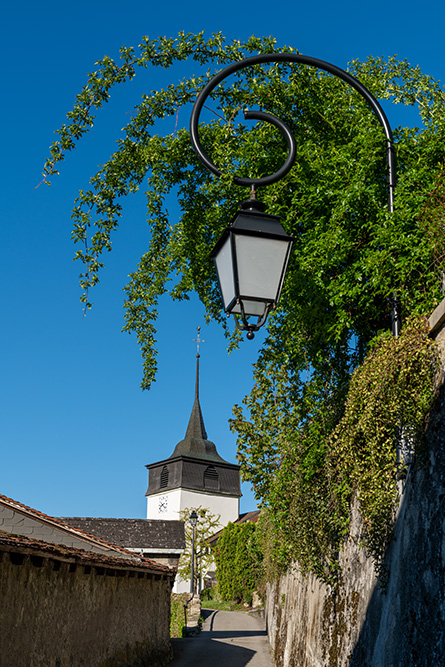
[193,326,205,357]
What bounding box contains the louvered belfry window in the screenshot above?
[160,466,169,489]
[204,465,219,490]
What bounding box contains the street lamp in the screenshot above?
[211,194,294,339]
[190,53,401,338]
[189,510,198,595]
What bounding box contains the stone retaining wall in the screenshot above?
[265,306,445,666]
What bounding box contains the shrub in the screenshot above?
[170,593,189,638]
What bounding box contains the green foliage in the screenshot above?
[200,598,246,611]
[199,586,216,602]
[45,33,445,391]
[46,32,445,584]
[170,593,188,638]
[329,316,440,570]
[177,506,221,590]
[214,521,263,604]
[235,317,440,583]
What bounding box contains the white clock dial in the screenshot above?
[158,495,168,513]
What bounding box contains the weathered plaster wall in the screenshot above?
[0,540,174,667]
[266,312,445,667]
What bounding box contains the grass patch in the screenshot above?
[201,599,247,611]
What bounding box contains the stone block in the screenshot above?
[429,298,445,337]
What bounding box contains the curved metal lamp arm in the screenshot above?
[233,302,272,340]
[190,53,395,208]
[190,52,400,336]
[190,106,296,188]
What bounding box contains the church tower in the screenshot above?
[145,330,241,526]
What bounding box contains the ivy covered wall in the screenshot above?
[264,306,445,667]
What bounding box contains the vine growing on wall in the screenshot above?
[329,316,441,572]
[234,317,441,583]
[214,521,263,604]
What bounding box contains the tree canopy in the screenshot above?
[45,32,445,579]
[44,32,445,388]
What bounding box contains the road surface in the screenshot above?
[170,608,274,667]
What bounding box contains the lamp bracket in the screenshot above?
[190,53,395,200]
[193,53,399,339]
[233,301,272,339]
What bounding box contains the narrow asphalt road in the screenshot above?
[169,608,274,667]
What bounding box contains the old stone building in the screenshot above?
[0,529,174,666]
[0,493,133,559]
[0,494,175,666]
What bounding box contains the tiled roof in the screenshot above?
[59,517,185,551]
[0,493,139,559]
[237,510,261,524]
[0,529,173,574]
[208,510,261,544]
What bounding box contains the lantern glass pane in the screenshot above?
[214,236,235,311]
[231,300,266,317]
[235,234,290,301]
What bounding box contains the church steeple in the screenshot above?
[168,327,229,464]
[184,348,208,440]
[145,326,241,525]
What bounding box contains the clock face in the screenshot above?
[158,495,168,513]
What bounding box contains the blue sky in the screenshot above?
[1,0,444,519]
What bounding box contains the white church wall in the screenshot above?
[147,488,239,525]
[179,488,239,526]
[147,489,182,522]
[147,488,239,594]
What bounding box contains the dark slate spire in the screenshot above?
[184,351,208,440]
[169,328,229,464]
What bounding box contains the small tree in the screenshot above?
[177,506,221,592]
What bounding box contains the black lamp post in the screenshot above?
[190,53,401,338]
[189,510,198,595]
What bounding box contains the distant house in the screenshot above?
[208,510,261,548]
[236,510,261,525]
[0,493,135,560]
[59,517,185,569]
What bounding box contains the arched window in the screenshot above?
[204,465,219,490]
[160,466,169,489]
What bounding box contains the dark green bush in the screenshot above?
[170,593,189,638]
[200,586,216,601]
[214,521,263,604]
